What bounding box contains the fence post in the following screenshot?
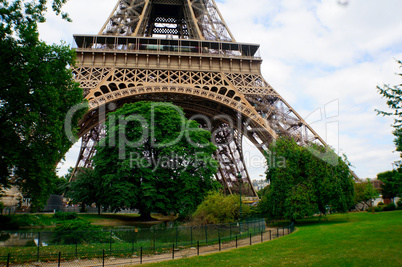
[230,223,232,240]
[269,230,271,240]
[249,233,252,245]
[175,227,178,249]
[153,229,156,251]
[219,237,221,251]
[277,228,279,238]
[218,224,220,239]
[131,229,135,254]
[261,231,263,243]
[102,249,105,267]
[172,243,175,259]
[37,232,40,262]
[140,247,143,264]
[197,241,199,256]
[7,253,10,267]
[190,227,193,247]
[110,229,113,254]
[235,235,238,248]
[205,225,208,245]
[58,252,61,267]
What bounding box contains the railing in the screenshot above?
[72,35,262,59]
[0,219,295,266]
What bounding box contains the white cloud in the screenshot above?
[42,0,402,179]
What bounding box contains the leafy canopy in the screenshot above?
[90,102,219,219]
[258,137,355,222]
[376,60,402,160]
[190,191,251,225]
[377,170,402,199]
[353,179,378,210]
[0,0,84,210]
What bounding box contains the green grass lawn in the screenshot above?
[145,211,402,266]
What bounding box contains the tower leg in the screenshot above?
[213,123,257,197]
[70,124,104,181]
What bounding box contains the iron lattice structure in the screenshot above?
[72,0,329,197]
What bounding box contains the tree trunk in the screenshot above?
[97,204,101,215]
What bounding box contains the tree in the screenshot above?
[377,170,402,201]
[190,191,250,225]
[0,0,85,210]
[376,60,402,158]
[67,168,104,214]
[92,102,219,219]
[259,137,355,222]
[50,167,73,196]
[353,179,379,211]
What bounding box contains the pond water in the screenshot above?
[0,220,182,247]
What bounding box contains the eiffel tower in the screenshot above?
[72,0,328,197]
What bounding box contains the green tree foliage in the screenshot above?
[52,220,110,244]
[51,167,72,195]
[377,170,402,200]
[353,179,379,210]
[258,137,355,222]
[68,168,103,214]
[190,191,250,225]
[0,0,85,210]
[376,60,402,158]
[92,102,219,219]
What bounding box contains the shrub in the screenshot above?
[189,191,250,225]
[397,199,402,209]
[382,203,396,211]
[0,233,10,242]
[52,220,111,244]
[52,211,77,221]
[377,202,385,208]
[0,216,18,230]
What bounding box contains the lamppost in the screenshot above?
[237,172,242,222]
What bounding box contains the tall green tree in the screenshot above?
[68,168,103,214]
[259,137,355,222]
[377,170,402,201]
[353,179,379,210]
[376,60,402,159]
[0,0,85,210]
[93,102,219,219]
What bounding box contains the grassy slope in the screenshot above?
[145,211,402,266]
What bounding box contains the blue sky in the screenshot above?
[37,0,402,180]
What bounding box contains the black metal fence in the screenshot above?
[0,219,295,266]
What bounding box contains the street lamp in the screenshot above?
[237,172,242,222]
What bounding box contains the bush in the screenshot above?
[189,191,250,225]
[0,216,18,230]
[377,202,385,208]
[52,220,111,244]
[397,199,402,209]
[382,203,396,211]
[52,211,77,221]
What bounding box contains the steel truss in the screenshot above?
[71,0,336,195]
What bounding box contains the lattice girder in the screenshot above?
[71,0,336,196]
[99,0,235,41]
